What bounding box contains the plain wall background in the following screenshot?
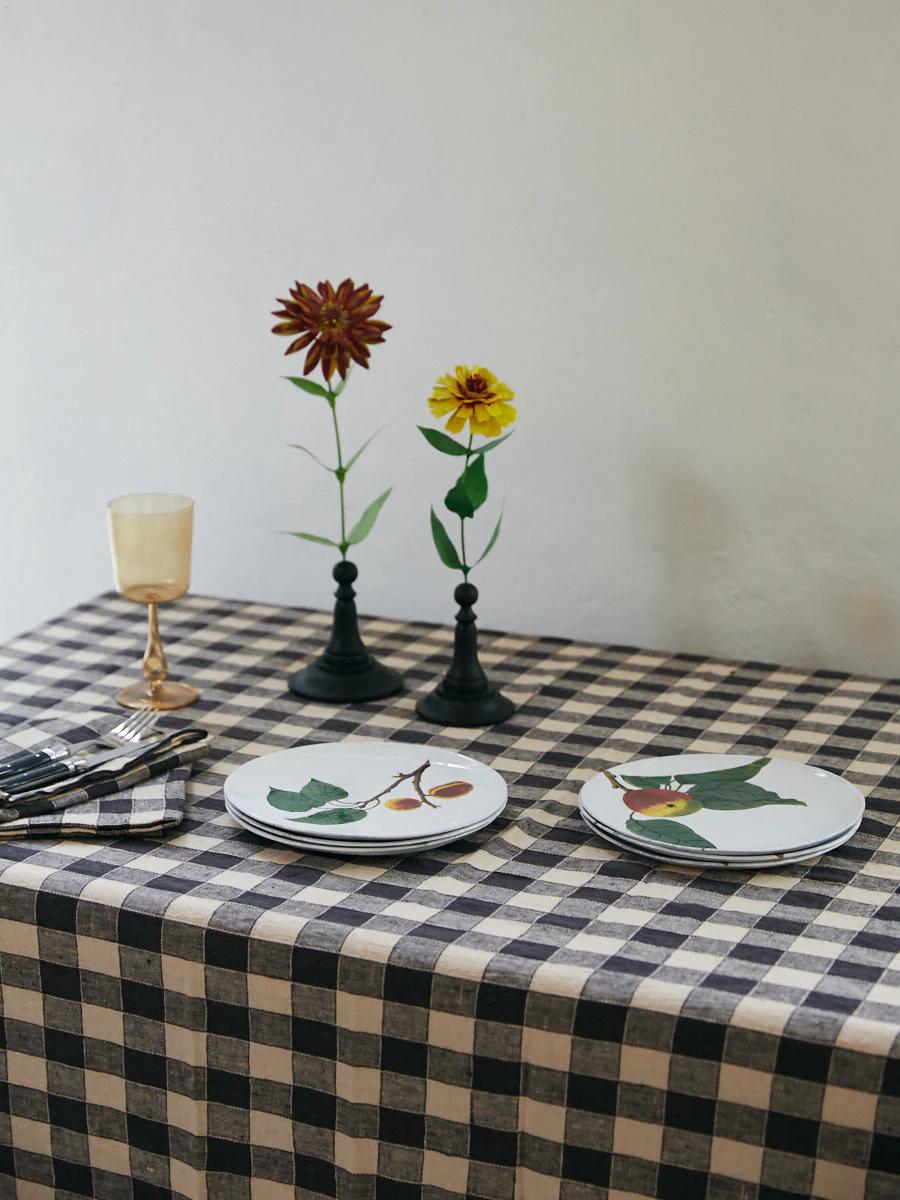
[3,1,899,674]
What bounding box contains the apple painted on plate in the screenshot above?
[622,787,701,817]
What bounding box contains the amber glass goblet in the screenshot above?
[107,493,199,710]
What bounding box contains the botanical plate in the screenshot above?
[224,795,497,850]
[224,741,507,841]
[579,754,864,858]
[580,809,862,868]
[579,806,860,863]
[226,799,498,856]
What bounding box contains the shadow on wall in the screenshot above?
[637,455,898,675]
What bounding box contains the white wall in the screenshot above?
[3,1,900,675]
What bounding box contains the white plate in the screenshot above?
[579,754,864,857]
[225,741,507,841]
[225,787,501,844]
[226,798,498,856]
[580,804,860,861]
[580,808,861,868]
[225,795,497,850]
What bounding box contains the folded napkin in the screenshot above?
[0,712,212,837]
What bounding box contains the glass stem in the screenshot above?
[329,393,348,559]
[143,602,168,695]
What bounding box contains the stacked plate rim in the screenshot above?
[224,740,508,856]
[578,753,865,869]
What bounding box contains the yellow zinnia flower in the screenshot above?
[427,365,516,438]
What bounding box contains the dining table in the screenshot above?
[0,591,897,1200]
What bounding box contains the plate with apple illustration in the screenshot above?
[224,740,507,843]
[580,808,863,868]
[579,754,864,858]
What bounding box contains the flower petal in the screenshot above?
[303,340,323,373]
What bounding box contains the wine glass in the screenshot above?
[107,493,199,710]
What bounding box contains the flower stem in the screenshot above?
[460,432,473,580]
[327,390,348,558]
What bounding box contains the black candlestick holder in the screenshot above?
[288,560,404,703]
[416,581,515,727]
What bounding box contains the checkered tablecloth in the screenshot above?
[0,593,897,1200]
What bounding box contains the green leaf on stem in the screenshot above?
[691,780,805,810]
[625,814,715,849]
[284,375,330,399]
[418,426,469,456]
[331,368,352,397]
[345,425,387,473]
[288,443,332,472]
[676,758,770,785]
[445,455,488,518]
[619,774,673,789]
[430,508,463,570]
[267,778,349,812]
[283,531,338,546]
[473,431,514,454]
[475,509,504,565]
[293,808,366,825]
[347,488,392,546]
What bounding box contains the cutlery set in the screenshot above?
[0,709,166,800]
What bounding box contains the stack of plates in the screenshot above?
[579,754,864,869]
[224,741,507,856]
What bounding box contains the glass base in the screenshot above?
[116,680,199,711]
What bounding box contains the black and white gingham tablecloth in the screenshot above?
[0,593,897,1200]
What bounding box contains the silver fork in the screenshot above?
[0,709,161,780]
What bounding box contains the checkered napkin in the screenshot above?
[0,712,212,836]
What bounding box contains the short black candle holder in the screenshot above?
[416,582,515,727]
[288,560,404,704]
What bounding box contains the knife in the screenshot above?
[0,740,70,780]
[0,727,202,799]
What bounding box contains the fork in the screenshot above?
[0,709,161,781]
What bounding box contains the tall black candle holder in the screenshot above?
[416,582,514,727]
[288,561,404,703]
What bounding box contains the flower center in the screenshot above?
[318,303,348,333]
[465,374,488,394]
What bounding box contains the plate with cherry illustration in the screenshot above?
[224,740,508,848]
[578,754,864,859]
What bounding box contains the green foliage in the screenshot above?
[288,443,332,472]
[285,376,330,399]
[625,815,715,849]
[619,758,771,792]
[474,431,514,454]
[444,456,488,518]
[267,778,350,812]
[475,510,503,565]
[418,426,469,456]
[619,773,673,789]
[430,508,463,570]
[691,780,804,810]
[677,758,770,784]
[285,531,338,547]
[345,426,386,472]
[292,808,367,825]
[347,488,392,546]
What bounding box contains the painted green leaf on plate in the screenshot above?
[292,808,366,826]
[267,777,349,812]
[619,773,673,789]
[690,780,805,810]
[676,757,770,784]
[625,814,715,849]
